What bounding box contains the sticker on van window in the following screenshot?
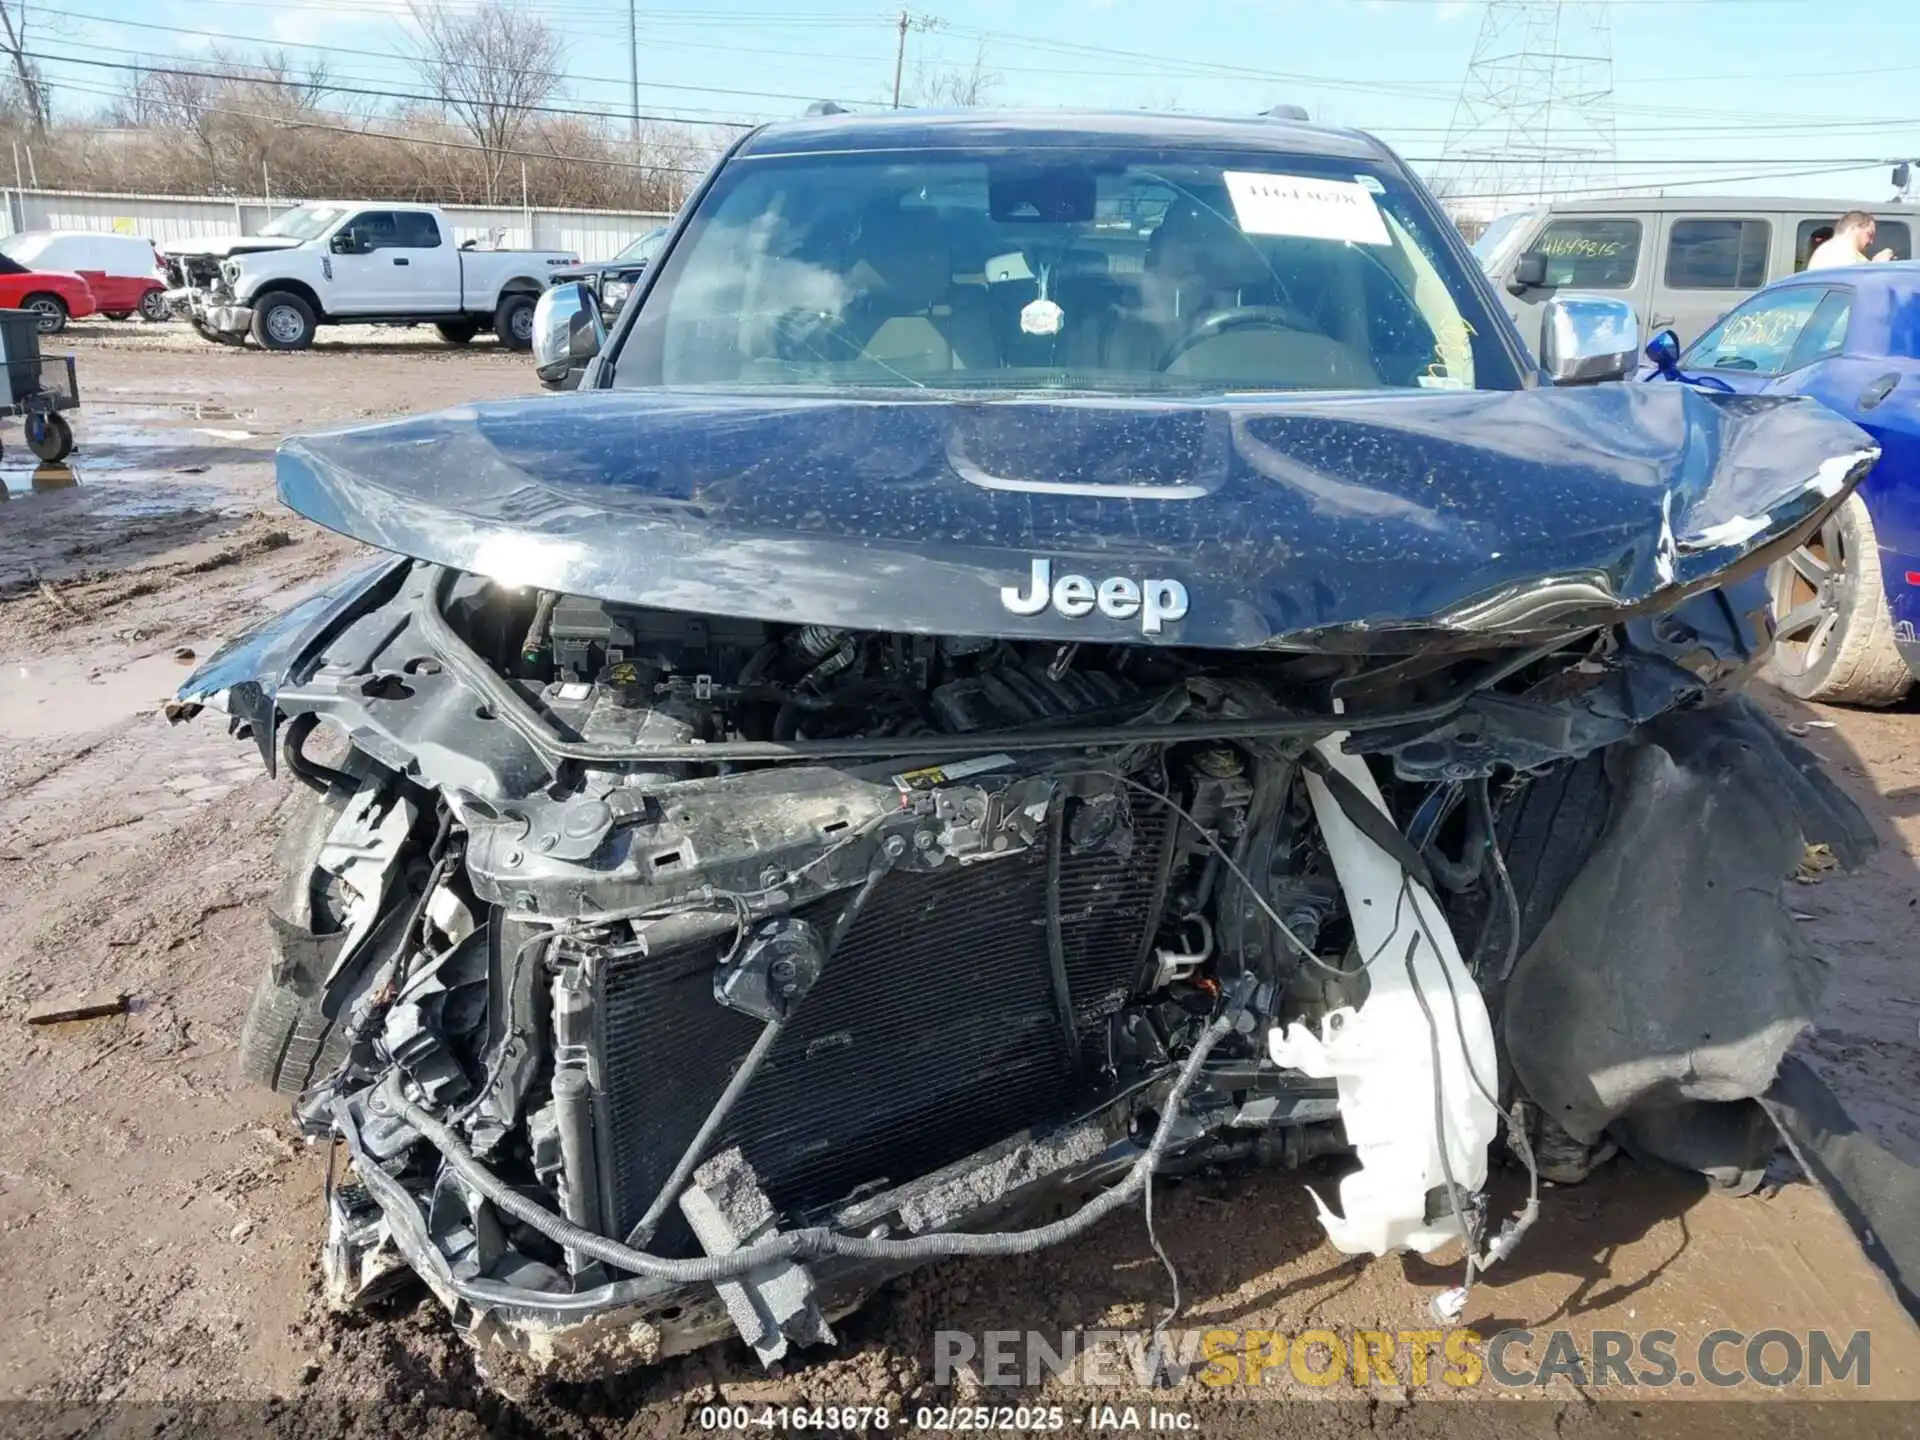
[1223,172,1391,246]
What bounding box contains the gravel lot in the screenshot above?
[2,320,1916,1436]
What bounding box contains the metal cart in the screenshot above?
[0,306,78,463]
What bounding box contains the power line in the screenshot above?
[1436,1,1618,209]
[27,49,759,130]
[34,49,1915,172]
[56,7,868,112]
[58,1,1849,121]
[1436,160,1886,203]
[63,40,792,125]
[174,0,881,23]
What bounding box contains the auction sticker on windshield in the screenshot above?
[1223,172,1391,246]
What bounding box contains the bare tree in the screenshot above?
[906,41,1000,109]
[404,0,566,204]
[0,0,48,136]
[11,31,710,213]
[103,49,331,193]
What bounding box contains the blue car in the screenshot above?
[1645,263,1920,704]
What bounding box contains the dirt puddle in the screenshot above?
[0,400,270,505]
[0,644,212,741]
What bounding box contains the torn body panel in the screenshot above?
[1271,735,1499,1257]
[1501,699,1878,1147]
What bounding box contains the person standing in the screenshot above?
[1807,211,1895,269]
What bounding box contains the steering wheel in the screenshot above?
[1161,304,1321,369]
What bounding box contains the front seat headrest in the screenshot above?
[847,204,951,312]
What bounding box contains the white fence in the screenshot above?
[0,188,671,262]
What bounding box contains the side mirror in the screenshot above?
[1540,294,1640,385]
[1644,328,1682,376]
[1509,251,1550,293]
[328,233,352,255]
[1895,162,1911,191]
[533,281,607,390]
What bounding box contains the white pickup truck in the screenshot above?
[158,202,578,351]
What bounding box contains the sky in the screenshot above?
[32,0,1920,210]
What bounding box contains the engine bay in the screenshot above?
[178,561,1866,1375]
[520,591,1312,748]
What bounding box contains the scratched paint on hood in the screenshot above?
[271,383,1877,652]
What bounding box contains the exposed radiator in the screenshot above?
[590,803,1172,1248]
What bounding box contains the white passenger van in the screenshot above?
[1472,195,1919,353]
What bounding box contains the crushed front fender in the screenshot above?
[172,556,408,772]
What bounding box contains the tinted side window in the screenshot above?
[1532,218,1640,288]
[1666,219,1770,289]
[1684,286,1827,373]
[1787,289,1852,368]
[343,212,399,250]
[392,211,442,248]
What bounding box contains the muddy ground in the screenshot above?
[1,321,1916,1436]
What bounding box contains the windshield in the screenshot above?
[0,233,47,266]
[612,146,1517,395]
[1469,209,1539,275]
[615,228,666,263]
[257,204,348,241]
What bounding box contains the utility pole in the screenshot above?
[891,9,909,109]
[628,0,640,139]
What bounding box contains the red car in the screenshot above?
[0,231,167,322]
[0,252,96,332]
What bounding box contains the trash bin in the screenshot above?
[0,306,79,462]
[0,307,44,406]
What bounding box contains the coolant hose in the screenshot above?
[1421,785,1489,895]
[392,998,1240,1282]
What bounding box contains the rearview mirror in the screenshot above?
[1540,295,1639,385]
[533,281,607,390]
[1510,251,1550,293]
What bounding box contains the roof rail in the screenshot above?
[804,101,849,116]
[1262,104,1311,121]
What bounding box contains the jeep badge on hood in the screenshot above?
[1001,559,1191,634]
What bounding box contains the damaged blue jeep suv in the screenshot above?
[173,109,1888,1375]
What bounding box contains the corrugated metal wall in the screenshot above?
[0,189,671,261]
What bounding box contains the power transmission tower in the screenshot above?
[1434,1,1618,220]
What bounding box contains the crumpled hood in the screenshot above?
[274,385,1877,651]
[159,235,306,261]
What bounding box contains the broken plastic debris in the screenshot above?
[1793,842,1838,884]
